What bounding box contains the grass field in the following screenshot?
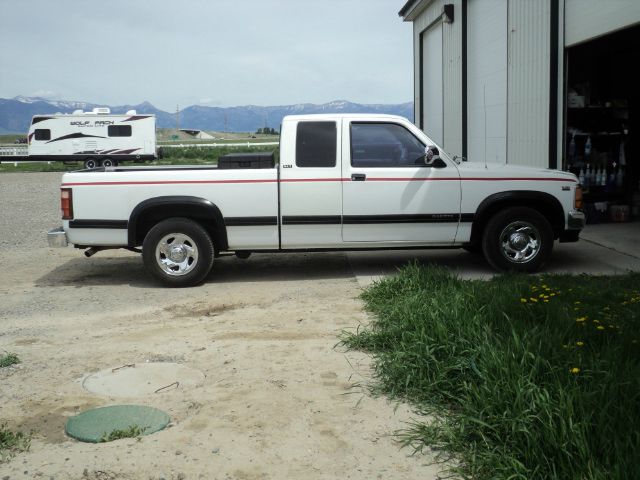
[343,264,640,480]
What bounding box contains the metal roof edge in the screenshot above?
[398,0,433,21]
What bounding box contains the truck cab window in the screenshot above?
[34,129,51,141]
[108,125,132,137]
[296,121,336,168]
[351,123,426,168]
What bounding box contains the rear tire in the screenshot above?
[142,218,214,287]
[481,207,553,273]
[102,158,115,168]
[84,158,98,169]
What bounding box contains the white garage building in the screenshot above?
[400,0,640,221]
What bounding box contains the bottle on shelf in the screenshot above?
[609,163,617,188]
[585,164,592,187]
[616,167,624,188]
[585,136,592,159]
[568,134,576,161]
[578,168,585,185]
[619,140,626,166]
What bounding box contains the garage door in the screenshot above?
[565,0,640,47]
[467,0,507,164]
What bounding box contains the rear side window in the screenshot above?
[34,129,51,141]
[108,125,132,137]
[296,121,336,168]
[351,123,425,168]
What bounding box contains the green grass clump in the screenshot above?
[100,425,146,442]
[0,423,31,462]
[343,264,640,480]
[0,353,20,368]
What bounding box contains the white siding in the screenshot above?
[467,0,508,164]
[421,23,444,145]
[442,0,464,157]
[565,0,640,47]
[507,0,552,168]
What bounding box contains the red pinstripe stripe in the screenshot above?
[61,179,278,187]
[62,176,576,187]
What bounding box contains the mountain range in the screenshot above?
[0,96,414,134]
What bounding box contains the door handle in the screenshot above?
[351,173,366,181]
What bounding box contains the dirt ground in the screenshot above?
[0,173,442,479]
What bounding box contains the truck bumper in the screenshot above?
[47,227,68,247]
[567,210,586,230]
[559,210,586,243]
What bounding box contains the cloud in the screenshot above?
[29,90,58,99]
[198,98,222,106]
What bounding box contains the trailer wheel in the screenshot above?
[84,158,98,169]
[102,158,115,168]
[142,218,214,287]
[481,207,553,273]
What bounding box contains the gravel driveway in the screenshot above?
[0,172,442,480]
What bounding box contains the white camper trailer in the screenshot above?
[27,108,157,168]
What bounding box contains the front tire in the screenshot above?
[142,218,214,287]
[481,207,553,273]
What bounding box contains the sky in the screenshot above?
[0,0,413,111]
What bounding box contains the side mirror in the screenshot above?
[424,146,446,168]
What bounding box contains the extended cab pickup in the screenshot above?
[48,114,585,286]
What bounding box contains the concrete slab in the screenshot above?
[347,222,640,287]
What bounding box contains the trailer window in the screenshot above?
[296,122,336,168]
[108,125,132,137]
[34,129,51,141]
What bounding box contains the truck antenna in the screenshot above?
[483,85,488,169]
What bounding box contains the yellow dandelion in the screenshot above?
[576,341,584,347]
[574,301,581,305]
[592,319,600,324]
[530,297,538,303]
[520,298,528,303]
[597,326,605,331]
[570,367,580,374]
[576,317,587,323]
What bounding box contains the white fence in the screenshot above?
[0,145,28,157]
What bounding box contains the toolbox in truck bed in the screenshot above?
[217,152,275,169]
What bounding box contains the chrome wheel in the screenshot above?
[155,233,199,276]
[499,221,540,264]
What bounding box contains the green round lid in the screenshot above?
[65,405,170,443]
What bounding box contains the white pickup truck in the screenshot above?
[48,114,585,286]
